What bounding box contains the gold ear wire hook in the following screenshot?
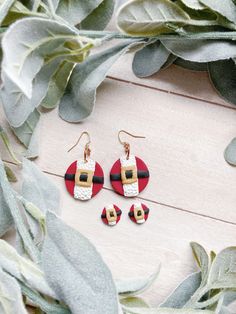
[118,130,145,160]
[68,131,91,162]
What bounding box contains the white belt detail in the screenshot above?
[74,159,95,200]
[134,202,145,224]
[120,155,139,197]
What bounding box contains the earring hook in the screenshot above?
[118,130,145,160]
[68,131,91,162]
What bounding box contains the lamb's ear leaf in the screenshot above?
[116,267,160,297]
[161,40,236,63]
[190,242,209,285]
[180,0,205,10]
[56,0,103,26]
[200,0,236,24]
[160,272,202,308]
[12,109,40,149]
[0,267,28,314]
[174,58,207,71]
[1,59,61,128]
[80,0,115,30]
[208,59,236,106]
[0,0,15,25]
[1,17,79,98]
[4,164,17,182]
[224,137,236,166]
[122,308,214,314]
[208,247,236,289]
[120,297,150,308]
[59,40,143,122]
[132,41,170,78]
[0,184,13,237]
[42,212,119,314]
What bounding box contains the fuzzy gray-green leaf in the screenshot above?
[1,17,80,98]
[162,40,236,62]
[81,0,115,30]
[56,0,103,26]
[4,164,17,182]
[12,109,40,148]
[0,185,13,237]
[41,61,75,109]
[42,211,119,314]
[133,41,170,77]
[0,0,15,25]
[200,0,236,24]
[1,59,61,127]
[191,242,209,285]
[160,272,201,308]
[224,137,236,166]
[0,267,27,314]
[181,0,205,10]
[59,40,141,122]
[208,247,236,289]
[208,59,236,106]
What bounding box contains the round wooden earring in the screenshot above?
[110,131,150,197]
[129,203,150,224]
[64,132,104,201]
[101,204,122,226]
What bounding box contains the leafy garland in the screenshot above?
[0,127,235,313]
[0,0,236,164]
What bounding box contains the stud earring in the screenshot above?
[129,202,150,224]
[110,130,150,197]
[101,204,122,226]
[64,132,104,201]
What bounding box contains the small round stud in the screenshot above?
[101,204,122,226]
[129,202,149,224]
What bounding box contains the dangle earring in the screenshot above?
[110,130,150,197]
[64,132,104,201]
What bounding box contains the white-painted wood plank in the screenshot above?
[108,53,233,108]
[1,78,236,223]
[3,169,236,306]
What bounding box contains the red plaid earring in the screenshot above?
[110,130,150,197]
[64,132,104,201]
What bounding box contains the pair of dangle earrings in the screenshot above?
[64,130,150,201]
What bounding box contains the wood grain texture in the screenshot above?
[2,166,236,306]
[1,78,236,223]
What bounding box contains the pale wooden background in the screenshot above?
[1,14,236,309]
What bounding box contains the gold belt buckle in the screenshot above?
[121,165,138,185]
[106,207,117,224]
[75,169,94,188]
[134,206,145,222]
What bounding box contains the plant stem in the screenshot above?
[77,30,236,41]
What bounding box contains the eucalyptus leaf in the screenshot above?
[191,242,209,285]
[132,41,170,77]
[208,247,236,289]
[41,61,75,109]
[12,109,40,148]
[0,240,58,299]
[81,0,115,30]
[0,0,15,25]
[116,267,160,297]
[56,0,103,26]
[161,40,236,62]
[174,58,207,71]
[161,54,177,70]
[0,159,40,262]
[0,267,27,314]
[208,59,236,106]
[1,59,61,127]
[4,164,17,182]
[160,272,202,308]
[59,40,142,122]
[42,211,119,314]
[1,17,81,98]
[199,0,236,24]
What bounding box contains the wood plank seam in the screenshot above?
[107,76,236,112]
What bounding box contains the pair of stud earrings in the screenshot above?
[64,130,150,201]
[101,202,150,226]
